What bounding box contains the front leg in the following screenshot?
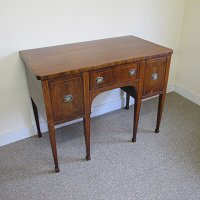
[48,122,59,173]
[132,84,142,142]
[83,114,91,161]
[83,72,91,161]
[42,80,59,173]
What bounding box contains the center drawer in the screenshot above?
[89,63,138,90]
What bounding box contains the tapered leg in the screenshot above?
[125,93,130,110]
[48,123,59,173]
[132,92,142,142]
[31,98,42,138]
[83,114,91,161]
[155,93,166,133]
[42,80,59,173]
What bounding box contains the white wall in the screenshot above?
[0,0,186,146]
[175,0,200,105]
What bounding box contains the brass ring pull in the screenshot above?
[64,94,73,103]
[129,69,136,76]
[96,77,104,84]
[152,73,159,80]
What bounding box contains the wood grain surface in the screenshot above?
[19,36,172,80]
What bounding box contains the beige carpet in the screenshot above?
[1,92,200,200]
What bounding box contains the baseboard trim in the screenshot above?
[0,82,185,147]
[167,82,175,93]
[174,83,200,106]
[0,97,128,147]
[0,126,36,147]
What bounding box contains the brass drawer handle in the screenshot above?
[152,73,159,80]
[64,94,73,103]
[96,76,104,84]
[129,69,136,76]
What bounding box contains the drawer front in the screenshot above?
[90,63,138,90]
[49,76,84,121]
[143,58,167,96]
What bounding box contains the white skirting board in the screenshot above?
[174,83,200,106]
[0,97,129,147]
[2,82,198,147]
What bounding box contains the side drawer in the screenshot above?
[143,58,167,96]
[49,76,84,122]
[90,63,138,90]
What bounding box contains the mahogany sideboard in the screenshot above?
[19,36,173,173]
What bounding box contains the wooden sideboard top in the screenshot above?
[19,36,173,80]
